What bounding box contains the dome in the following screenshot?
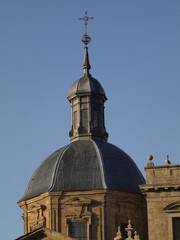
[68,74,106,100]
[19,140,145,202]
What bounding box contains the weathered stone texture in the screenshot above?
[145,165,180,186]
[140,164,180,240]
[18,190,147,240]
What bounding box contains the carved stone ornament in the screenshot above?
[65,197,92,223]
[164,201,180,213]
[27,204,46,231]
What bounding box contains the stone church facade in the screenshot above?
[16,14,180,240]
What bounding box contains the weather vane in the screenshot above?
[79,11,94,46]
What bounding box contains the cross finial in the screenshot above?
[79,11,94,34]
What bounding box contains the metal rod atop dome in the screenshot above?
[79,11,94,46]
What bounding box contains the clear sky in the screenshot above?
[0,1,179,239]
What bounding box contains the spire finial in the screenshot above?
[79,11,94,46]
[165,154,171,165]
[125,219,133,238]
[82,47,91,75]
[114,226,123,240]
[79,11,94,34]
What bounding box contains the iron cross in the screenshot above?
[79,11,94,33]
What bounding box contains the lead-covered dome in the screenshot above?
[68,47,106,100]
[68,74,106,99]
[19,140,145,202]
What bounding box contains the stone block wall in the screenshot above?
[140,159,180,240]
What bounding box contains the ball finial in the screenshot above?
[81,34,91,46]
[147,154,154,167]
[147,155,153,161]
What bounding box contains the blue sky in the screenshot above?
[0,1,180,239]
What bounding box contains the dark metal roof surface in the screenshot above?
[68,75,106,98]
[96,141,145,193]
[19,140,145,202]
[19,146,67,202]
[51,140,106,191]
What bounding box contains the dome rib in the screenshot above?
[91,139,107,189]
[96,141,145,193]
[18,146,68,202]
[48,143,73,192]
